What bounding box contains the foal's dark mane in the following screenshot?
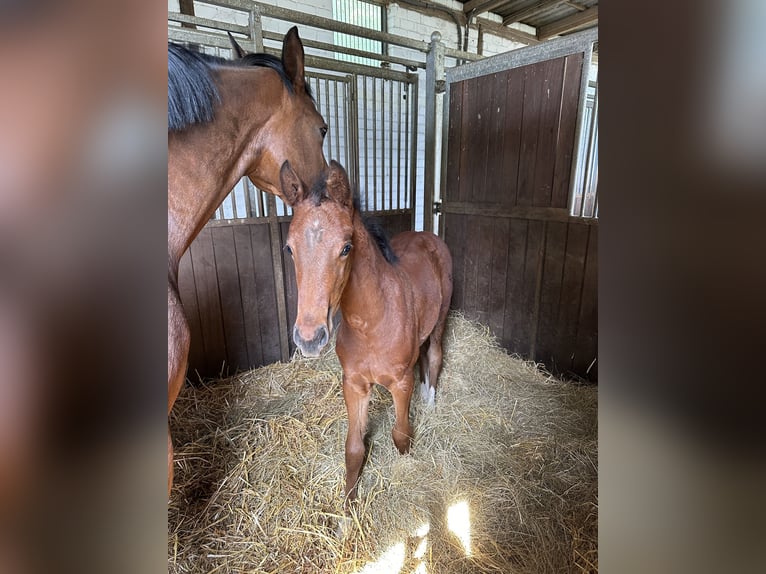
[306,176,399,265]
[168,43,311,132]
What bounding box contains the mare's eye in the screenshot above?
[320,126,328,138]
[285,244,293,256]
[340,243,352,257]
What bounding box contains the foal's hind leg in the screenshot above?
[424,310,449,407]
[390,371,415,454]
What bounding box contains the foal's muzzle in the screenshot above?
[293,324,329,357]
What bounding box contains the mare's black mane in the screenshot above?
[306,176,399,265]
[168,43,309,132]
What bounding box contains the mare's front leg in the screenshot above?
[390,371,415,454]
[342,375,372,505]
[168,282,190,497]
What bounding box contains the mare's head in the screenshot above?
[280,160,355,357]
[231,28,328,199]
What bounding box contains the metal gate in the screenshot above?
[440,29,599,381]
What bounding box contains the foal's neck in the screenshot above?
[340,213,397,325]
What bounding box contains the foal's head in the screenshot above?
[281,160,355,357]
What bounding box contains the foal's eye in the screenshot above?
[340,243,352,257]
[320,126,328,139]
[284,245,293,256]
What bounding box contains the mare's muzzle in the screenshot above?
[293,324,329,357]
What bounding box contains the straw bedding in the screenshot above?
[168,312,597,573]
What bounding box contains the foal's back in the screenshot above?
[390,231,453,343]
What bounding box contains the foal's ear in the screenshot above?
[326,160,353,208]
[227,32,248,59]
[279,161,303,206]
[282,26,306,94]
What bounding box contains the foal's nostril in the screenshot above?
[317,325,328,347]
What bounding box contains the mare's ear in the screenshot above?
[227,32,248,59]
[279,161,303,206]
[281,26,306,94]
[326,160,353,208]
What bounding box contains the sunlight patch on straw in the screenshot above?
[447,499,472,556]
[353,542,405,574]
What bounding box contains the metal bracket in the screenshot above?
[432,200,442,214]
[435,80,446,94]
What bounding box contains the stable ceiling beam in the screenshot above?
[503,0,565,25]
[462,0,509,16]
[538,5,598,40]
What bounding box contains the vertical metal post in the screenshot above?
[249,5,263,52]
[424,31,445,233]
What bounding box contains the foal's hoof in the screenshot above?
[335,515,352,539]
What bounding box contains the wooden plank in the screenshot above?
[457,77,479,203]
[189,228,226,378]
[463,0,508,15]
[233,225,264,367]
[532,57,566,207]
[534,221,567,370]
[552,221,589,375]
[474,214,494,326]
[517,220,546,358]
[551,53,584,209]
[442,201,597,225]
[251,222,282,365]
[444,81,464,203]
[210,226,248,373]
[500,65,525,207]
[488,217,510,341]
[472,73,495,204]
[538,6,598,41]
[572,224,598,379]
[177,250,205,381]
[503,218,528,353]
[483,72,509,205]
[515,62,545,206]
[280,221,298,358]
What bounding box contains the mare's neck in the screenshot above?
[340,213,396,327]
[168,67,277,266]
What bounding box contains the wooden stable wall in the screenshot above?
[178,212,412,379]
[443,48,598,381]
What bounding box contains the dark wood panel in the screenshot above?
[534,221,568,369]
[444,212,465,310]
[551,53,584,209]
[573,224,597,379]
[458,77,479,204]
[474,213,494,325]
[553,222,590,375]
[280,221,298,357]
[502,217,529,353]
[472,73,495,204]
[488,217,511,340]
[232,225,264,367]
[252,223,282,365]
[519,219,545,356]
[500,66,526,207]
[445,81,464,203]
[177,250,205,380]
[189,228,226,377]
[515,62,545,206]
[531,57,565,207]
[211,226,249,372]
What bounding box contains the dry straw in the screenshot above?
[169,312,597,573]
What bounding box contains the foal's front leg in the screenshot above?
[342,375,372,504]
